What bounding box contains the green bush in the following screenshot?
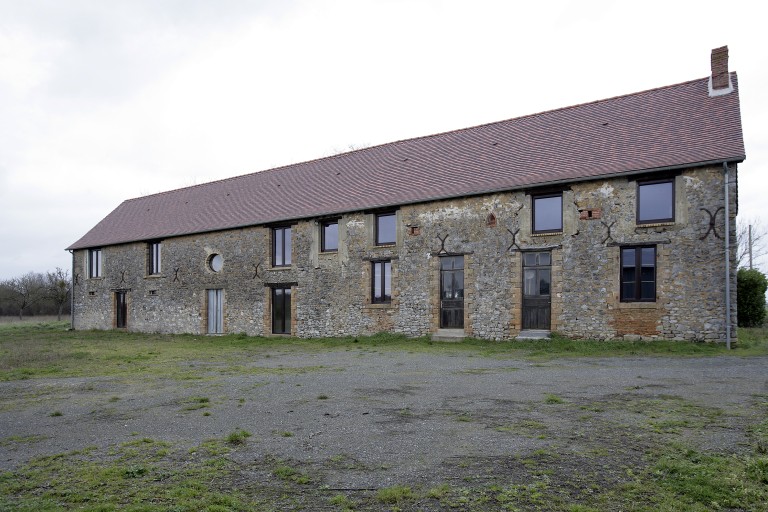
[737,268,767,327]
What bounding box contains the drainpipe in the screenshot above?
[69,250,75,331]
[723,162,731,350]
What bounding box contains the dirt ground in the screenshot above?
[1,348,767,507]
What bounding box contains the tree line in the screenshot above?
[0,268,71,320]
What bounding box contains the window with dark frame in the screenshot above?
[532,193,563,233]
[620,246,657,302]
[637,179,674,224]
[88,248,102,278]
[321,220,338,252]
[375,212,396,245]
[271,286,292,334]
[148,241,162,275]
[272,226,292,267]
[371,260,392,304]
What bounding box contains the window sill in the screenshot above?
[364,303,392,309]
[319,251,337,256]
[531,232,562,237]
[374,243,396,248]
[636,222,675,228]
[617,301,658,309]
[145,274,164,279]
[267,266,292,271]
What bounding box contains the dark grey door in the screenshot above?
[115,291,127,328]
[522,252,551,330]
[440,255,464,329]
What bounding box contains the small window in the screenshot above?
[375,213,396,245]
[273,227,292,267]
[148,241,162,275]
[88,248,102,278]
[532,193,563,233]
[321,220,338,252]
[620,246,656,302]
[208,253,223,272]
[372,260,392,304]
[272,286,292,334]
[637,179,674,224]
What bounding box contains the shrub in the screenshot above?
[737,268,767,327]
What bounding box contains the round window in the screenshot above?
[208,253,223,272]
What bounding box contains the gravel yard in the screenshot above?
[1,341,767,510]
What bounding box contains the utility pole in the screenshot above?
[749,224,753,269]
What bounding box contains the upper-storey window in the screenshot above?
[376,212,396,245]
[88,248,102,278]
[272,226,292,267]
[321,220,338,252]
[148,241,162,275]
[532,193,563,233]
[637,179,674,224]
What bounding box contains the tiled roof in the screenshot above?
[67,74,745,250]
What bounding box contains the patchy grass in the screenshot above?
[1,323,766,382]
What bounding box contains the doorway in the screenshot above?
[522,252,551,330]
[207,289,223,334]
[440,255,464,329]
[115,291,127,328]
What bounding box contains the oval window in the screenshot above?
[208,253,223,272]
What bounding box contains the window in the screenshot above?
[637,179,674,224]
[148,241,162,275]
[620,246,656,302]
[88,248,102,278]
[375,213,396,245]
[532,193,563,233]
[272,286,292,334]
[321,220,338,252]
[207,289,223,334]
[372,260,392,304]
[208,253,223,272]
[272,227,292,267]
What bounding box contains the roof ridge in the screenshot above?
[123,76,715,204]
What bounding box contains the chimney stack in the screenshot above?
[709,46,733,97]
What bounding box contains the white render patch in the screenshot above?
[418,205,478,222]
[708,75,734,97]
[683,175,702,189]
[598,183,614,197]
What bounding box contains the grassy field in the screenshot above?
[1,321,767,383]
[1,322,767,511]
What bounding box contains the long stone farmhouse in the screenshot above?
[68,47,745,342]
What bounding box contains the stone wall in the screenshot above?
[72,164,738,342]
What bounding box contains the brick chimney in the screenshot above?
[709,46,733,97]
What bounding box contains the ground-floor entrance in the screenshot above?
[440,255,464,329]
[522,251,551,330]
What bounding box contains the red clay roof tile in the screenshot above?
[67,74,745,250]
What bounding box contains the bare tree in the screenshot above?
[46,267,71,321]
[737,217,768,270]
[2,272,46,319]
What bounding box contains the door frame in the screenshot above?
[114,290,128,329]
[439,254,465,329]
[521,251,552,330]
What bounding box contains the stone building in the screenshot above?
[67,47,745,342]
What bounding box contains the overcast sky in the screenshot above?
[1,0,766,281]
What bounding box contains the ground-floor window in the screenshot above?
[207,289,223,334]
[272,286,292,334]
[620,246,656,302]
[371,260,391,304]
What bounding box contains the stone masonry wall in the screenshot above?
[72,164,738,342]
